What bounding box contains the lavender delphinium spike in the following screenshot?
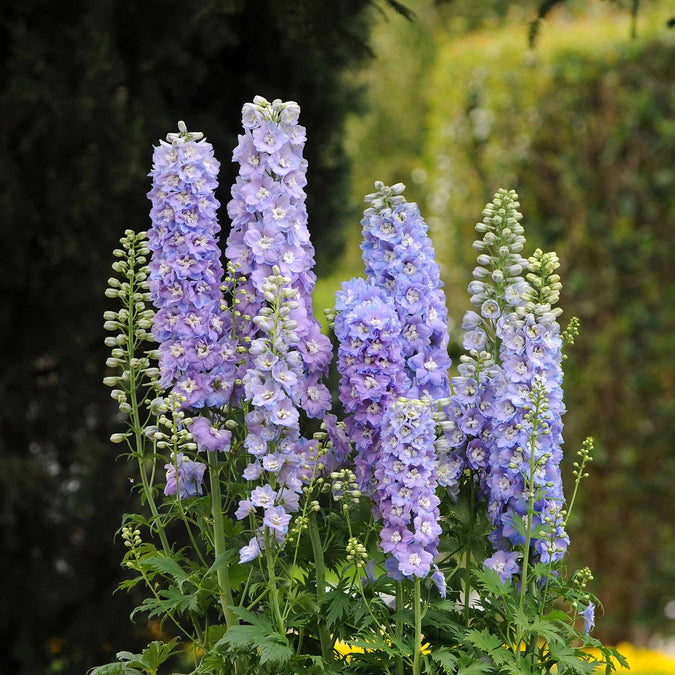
[486,249,569,572]
[375,397,443,589]
[225,96,332,414]
[361,182,452,400]
[334,278,408,492]
[440,189,528,504]
[147,122,237,409]
[235,270,323,562]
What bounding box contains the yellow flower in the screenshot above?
[334,639,432,660]
[587,642,675,674]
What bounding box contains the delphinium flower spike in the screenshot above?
[333,278,408,491]
[361,181,452,400]
[485,249,569,575]
[235,269,324,562]
[375,397,443,591]
[146,121,237,409]
[225,96,332,414]
[440,189,528,503]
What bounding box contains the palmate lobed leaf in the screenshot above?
[430,646,459,674]
[546,643,597,674]
[257,632,293,666]
[140,555,189,588]
[130,586,200,622]
[216,623,292,666]
[89,664,142,675]
[455,658,494,675]
[323,587,352,629]
[137,639,181,671]
[206,549,238,577]
[89,639,181,675]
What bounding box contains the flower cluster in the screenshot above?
[334,278,407,491]
[439,189,528,500]
[361,182,452,400]
[147,122,236,409]
[375,398,444,592]
[485,249,569,570]
[225,96,331,412]
[236,271,324,562]
[439,191,570,580]
[164,452,207,499]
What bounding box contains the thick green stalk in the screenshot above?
[395,585,404,675]
[308,512,332,662]
[207,452,237,629]
[413,578,422,675]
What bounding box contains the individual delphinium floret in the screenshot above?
[225,96,332,412]
[333,278,408,492]
[375,397,445,593]
[360,182,452,401]
[235,269,325,563]
[164,453,207,498]
[484,249,569,578]
[146,121,237,409]
[439,189,528,503]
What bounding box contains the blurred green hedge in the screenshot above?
[338,5,675,641]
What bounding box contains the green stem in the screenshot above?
[126,299,170,555]
[308,512,332,662]
[136,451,171,554]
[395,585,404,675]
[464,472,476,626]
[207,452,237,629]
[564,448,590,529]
[264,529,286,635]
[519,419,539,615]
[413,578,422,675]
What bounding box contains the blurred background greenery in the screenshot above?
[1,0,673,672]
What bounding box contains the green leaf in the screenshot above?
[527,617,564,646]
[456,660,493,675]
[139,639,180,672]
[430,647,458,673]
[608,646,630,670]
[465,628,503,653]
[546,643,596,674]
[544,608,572,626]
[229,606,274,631]
[257,633,293,666]
[324,587,352,629]
[343,634,395,654]
[216,624,292,666]
[473,566,511,597]
[88,664,141,675]
[141,555,189,589]
[217,624,268,650]
[111,642,178,673]
[130,587,199,621]
[207,549,238,577]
